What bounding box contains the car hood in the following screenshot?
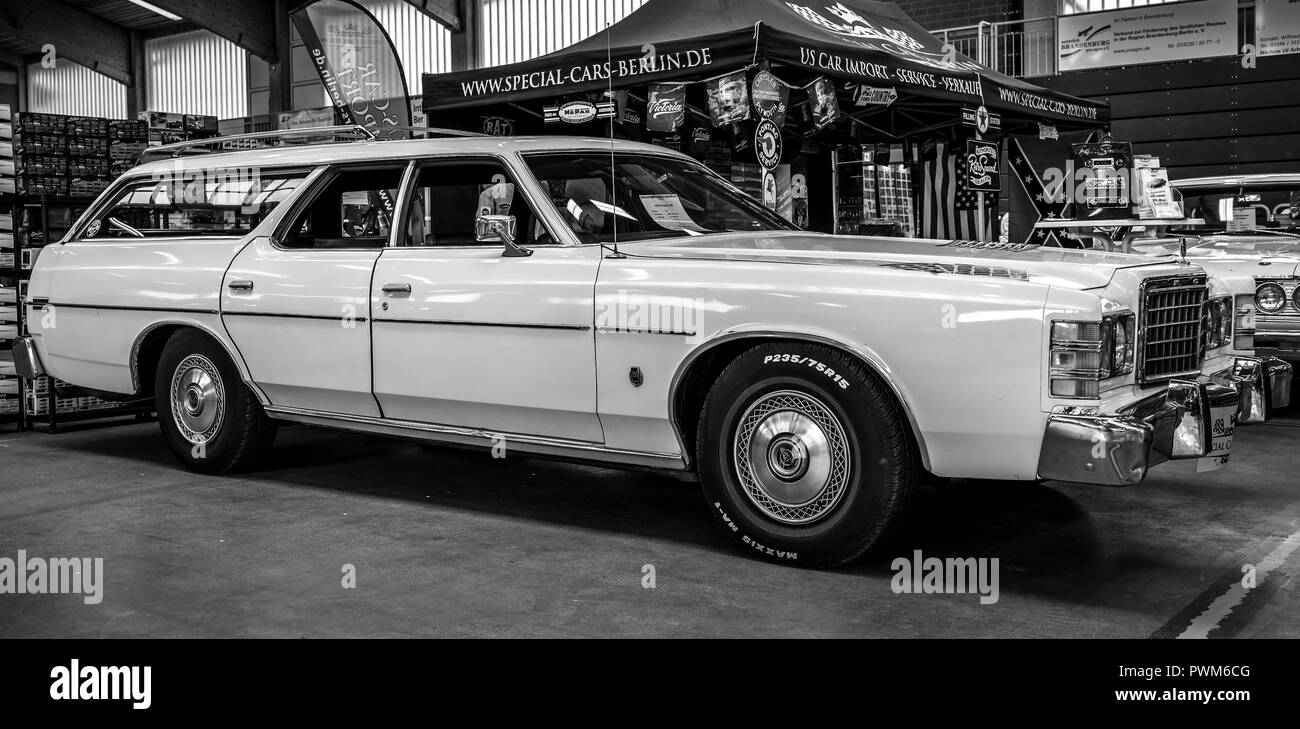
[1183,254,1300,279]
[622,231,1195,290]
[1130,243,1300,278]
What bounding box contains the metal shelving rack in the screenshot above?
[1,189,23,432]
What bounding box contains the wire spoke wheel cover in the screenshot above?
[169,354,226,445]
[733,389,851,525]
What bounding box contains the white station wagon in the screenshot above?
[11,131,1293,566]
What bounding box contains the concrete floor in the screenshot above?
[1,412,1298,638]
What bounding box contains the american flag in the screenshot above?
[920,140,994,241]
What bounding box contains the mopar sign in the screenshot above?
[543,100,617,124]
[560,101,597,123]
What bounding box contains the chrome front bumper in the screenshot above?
[1037,356,1292,486]
[1254,325,1300,364]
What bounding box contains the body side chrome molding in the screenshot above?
[37,302,222,315]
[264,406,688,471]
[666,330,933,471]
[372,318,589,331]
[222,311,369,323]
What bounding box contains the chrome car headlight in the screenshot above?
[1107,314,1135,376]
[1204,296,1232,349]
[1050,320,1102,399]
[1235,294,1256,350]
[1256,283,1286,313]
[1293,285,1300,312]
[1049,315,1134,399]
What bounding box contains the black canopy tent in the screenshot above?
[422,0,1107,135]
[421,0,1109,236]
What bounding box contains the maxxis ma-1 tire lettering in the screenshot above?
[696,342,917,567]
[154,330,277,474]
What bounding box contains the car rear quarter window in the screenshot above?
[80,168,311,239]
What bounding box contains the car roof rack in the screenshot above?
[386,125,488,138]
[137,123,490,164]
[138,125,377,163]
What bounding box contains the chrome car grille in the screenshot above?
[1138,275,1207,385]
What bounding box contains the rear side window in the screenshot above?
[81,168,310,239]
[279,165,405,249]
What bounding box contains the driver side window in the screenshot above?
[400,159,552,247]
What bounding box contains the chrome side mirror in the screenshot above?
[475,214,531,257]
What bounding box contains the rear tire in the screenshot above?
[155,330,276,474]
[696,343,917,567]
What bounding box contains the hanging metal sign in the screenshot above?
[544,100,617,124]
[755,119,782,169]
[961,105,1002,135]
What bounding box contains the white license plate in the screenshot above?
[1196,405,1236,472]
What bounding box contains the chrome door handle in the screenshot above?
[227,279,254,291]
[381,283,412,295]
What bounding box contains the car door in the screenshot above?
[369,155,603,442]
[221,162,407,417]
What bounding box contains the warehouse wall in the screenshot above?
[479,0,649,66]
[145,30,248,118]
[895,0,1020,30]
[25,61,127,118]
[355,0,453,90]
[1038,53,1300,179]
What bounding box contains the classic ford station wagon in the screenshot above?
[11,130,1293,566]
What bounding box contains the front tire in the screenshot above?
[696,343,917,567]
[155,330,276,473]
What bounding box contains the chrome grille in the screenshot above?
[1138,275,1207,384]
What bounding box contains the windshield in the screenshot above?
[1174,183,1299,236]
[522,152,797,243]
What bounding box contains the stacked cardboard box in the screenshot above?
[0,150,11,270]
[0,104,12,195]
[13,111,123,198]
[109,120,148,177]
[0,350,17,415]
[0,285,15,343]
[14,112,69,196]
[140,111,217,147]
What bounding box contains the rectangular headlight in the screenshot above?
[1105,314,1135,376]
[1205,296,1233,349]
[1234,294,1256,351]
[1050,319,1110,399]
[1052,321,1102,343]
